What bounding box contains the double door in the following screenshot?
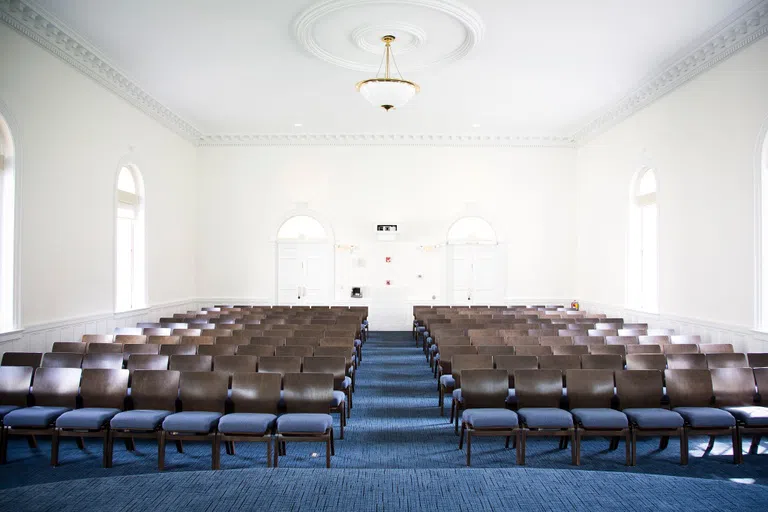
[449,245,503,304]
[277,243,332,304]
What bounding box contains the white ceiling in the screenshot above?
[27,0,760,139]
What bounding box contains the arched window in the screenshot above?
[447,216,496,245]
[115,165,146,312]
[277,215,327,240]
[760,131,768,329]
[0,112,17,331]
[628,168,658,312]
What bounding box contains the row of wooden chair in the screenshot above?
[0,367,340,469]
[435,352,768,415]
[450,367,768,466]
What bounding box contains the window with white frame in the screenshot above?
[628,168,658,312]
[760,132,768,329]
[446,216,496,245]
[277,215,327,240]
[0,113,17,331]
[115,165,146,312]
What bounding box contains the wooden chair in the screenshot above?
[41,353,83,368]
[160,371,229,470]
[52,369,129,467]
[51,342,87,354]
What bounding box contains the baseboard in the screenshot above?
[580,300,768,353]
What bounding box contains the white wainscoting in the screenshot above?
[580,301,768,353]
[0,299,199,356]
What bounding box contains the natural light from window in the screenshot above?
[115,165,146,312]
[0,112,16,331]
[628,168,658,312]
[277,215,327,240]
[447,216,496,244]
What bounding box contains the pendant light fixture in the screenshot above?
[356,35,420,111]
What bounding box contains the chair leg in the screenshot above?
[326,435,331,468]
[124,438,133,452]
[439,387,444,415]
[631,429,637,466]
[175,440,184,453]
[519,429,527,465]
[51,429,60,467]
[273,437,279,467]
[212,434,219,470]
[505,436,510,449]
[158,431,166,471]
[680,428,689,465]
[515,430,522,465]
[572,429,580,466]
[449,398,454,424]
[624,431,631,466]
[732,427,742,465]
[339,408,344,440]
[330,428,335,456]
[659,436,670,450]
[466,431,472,467]
[102,432,110,468]
[75,437,85,451]
[266,437,272,468]
[224,441,232,455]
[105,431,113,468]
[230,441,236,456]
[27,435,37,449]
[459,423,465,450]
[749,435,761,455]
[704,435,715,454]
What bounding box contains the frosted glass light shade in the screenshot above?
[356,79,419,111]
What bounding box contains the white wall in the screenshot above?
[0,26,198,332]
[195,144,576,329]
[575,36,768,350]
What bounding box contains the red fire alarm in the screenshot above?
[385,256,391,263]
[386,280,391,286]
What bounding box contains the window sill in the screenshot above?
[0,328,24,343]
[114,307,149,319]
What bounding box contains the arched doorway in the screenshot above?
[446,216,504,304]
[276,215,333,304]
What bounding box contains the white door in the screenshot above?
[277,243,332,305]
[449,245,503,305]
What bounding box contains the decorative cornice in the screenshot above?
[2,0,767,147]
[0,0,202,141]
[574,0,768,143]
[196,133,576,148]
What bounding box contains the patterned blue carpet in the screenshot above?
[0,332,766,510]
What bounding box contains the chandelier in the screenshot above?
[356,35,420,111]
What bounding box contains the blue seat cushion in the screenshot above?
[462,408,519,429]
[331,390,346,407]
[162,411,222,433]
[722,406,768,426]
[3,406,70,428]
[354,339,361,347]
[56,408,121,430]
[417,326,426,332]
[674,407,736,428]
[624,408,684,429]
[439,375,455,388]
[277,413,333,434]
[218,413,276,435]
[518,408,574,429]
[111,409,172,430]
[341,376,352,389]
[571,408,628,430]
[0,405,20,419]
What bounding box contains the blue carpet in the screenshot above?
[0,331,766,510]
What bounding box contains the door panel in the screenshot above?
[277,243,332,305]
[449,245,503,305]
[277,245,303,304]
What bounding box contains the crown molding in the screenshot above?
[2,0,767,148]
[196,133,576,148]
[0,0,202,141]
[574,0,768,143]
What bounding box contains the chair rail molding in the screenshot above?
[580,300,768,353]
[0,299,199,355]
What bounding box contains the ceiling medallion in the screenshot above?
[356,35,420,111]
